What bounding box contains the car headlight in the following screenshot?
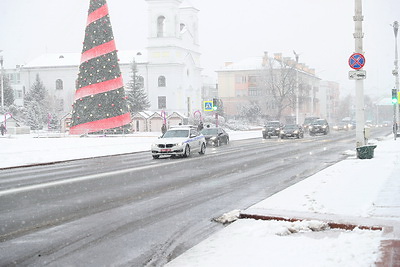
[210,137,217,141]
[294,130,298,134]
[322,125,327,128]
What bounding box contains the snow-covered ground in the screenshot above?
[0,130,260,169]
[1,130,399,266]
[167,136,400,267]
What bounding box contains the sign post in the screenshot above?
[352,0,366,148]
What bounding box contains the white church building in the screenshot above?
[14,0,203,120]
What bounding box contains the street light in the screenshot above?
[293,50,300,125]
[392,21,399,138]
[0,50,4,109]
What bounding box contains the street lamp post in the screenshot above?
[393,21,399,138]
[354,0,366,147]
[0,51,4,109]
[293,51,300,125]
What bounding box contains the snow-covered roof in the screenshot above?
[22,53,81,68]
[180,0,199,11]
[117,50,148,64]
[376,97,393,106]
[218,57,263,71]
[22,50,147,69]
[167,111,187,119]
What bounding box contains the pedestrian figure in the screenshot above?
[161,123,167,134]
[197,121,204,132]
[0,124,6,136]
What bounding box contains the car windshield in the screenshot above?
[201,128,218,135]
[304,117,318,124]
[266,122,280,127]
[284,125,297,130]
[162,130,189,138]
[312,120,325,125]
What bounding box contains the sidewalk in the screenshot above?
[167,137,400,267]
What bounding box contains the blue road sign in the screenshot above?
[204,101,213,111]
[348,53,365,70]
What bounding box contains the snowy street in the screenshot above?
[0,127,399,266]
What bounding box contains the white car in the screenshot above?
[151,127,206,159]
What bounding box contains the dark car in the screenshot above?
[262,121,283,139]
[309,119,330,136]
[303,116,319,132]
[200,127,229,147]
[333,122,349,131]
[280,124,304,139]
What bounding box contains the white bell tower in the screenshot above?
[145,0,202,116]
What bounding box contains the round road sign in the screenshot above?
[348,53,365,70]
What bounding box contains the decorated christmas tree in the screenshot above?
[70,0,131,135]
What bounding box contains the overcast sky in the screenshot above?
[0,0,399,97]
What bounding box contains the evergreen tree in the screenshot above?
[0,75,15,107]
[126,60,150,113]
[70,0,131,135]
[25,100,43,130]
[24,74,48,103]
[24,74,49,129]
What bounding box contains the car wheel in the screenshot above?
[183,145,190,158]
[152,155,159,159]
[225,138,229,145]
[262,134,267,139]
[216,139,220,147]
[199,143,206,155]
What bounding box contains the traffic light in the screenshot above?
[212,98,218,111]
[392,89,398,104]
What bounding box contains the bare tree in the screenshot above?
[259,56,297,121]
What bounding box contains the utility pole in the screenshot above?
[393,21,399,138]
[353,0,365,147]
[293,50,299,125]
[0,51,4,109]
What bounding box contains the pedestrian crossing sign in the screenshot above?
[203,101,213,111]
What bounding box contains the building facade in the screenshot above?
[7,0,202,121]
[217,52,323,124]
[318,80,340,123]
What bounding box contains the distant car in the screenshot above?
[262,121,283,138]
[332,122,349,131]
[200,127,229,147]
[303,116,319,132]
[151,127,206,159]
[280,124,304,139]
[309,119,330,136]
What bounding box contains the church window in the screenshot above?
[158,76,166,87]
[137,76,144,88]
[56,79,63,90]
[157,16,165,37]
[158,96,166,109]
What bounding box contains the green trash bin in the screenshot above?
[356,145,377,159]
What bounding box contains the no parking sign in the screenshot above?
[348,53,365,70]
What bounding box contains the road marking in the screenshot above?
[0,161,181,197]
